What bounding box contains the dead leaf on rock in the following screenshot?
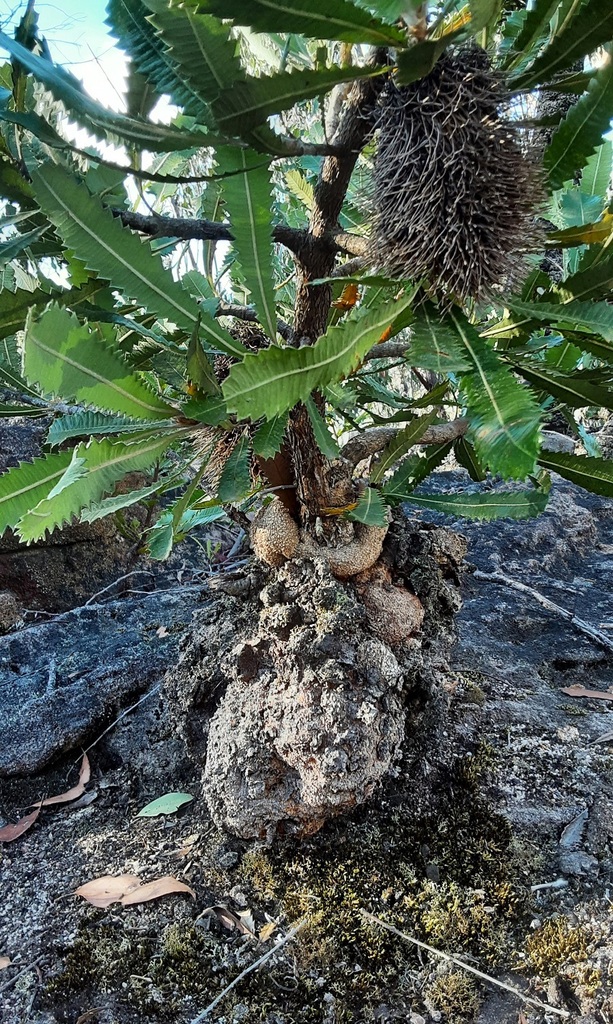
[120,876,195,905]
[0,957,12,969]
[0,805,41,843]
[32,753,91,808]
[200,905,256,938]
[156,625,169,638]
[562,686,613,702]
[76,1010,104,1024]
[75,874,142,908]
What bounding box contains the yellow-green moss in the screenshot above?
[425,970,483,1022]
[526,917,591,977]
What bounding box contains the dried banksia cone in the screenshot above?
[369,47,543,302]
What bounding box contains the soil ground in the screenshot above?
[1,472,612,1024]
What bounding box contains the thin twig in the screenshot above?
[360,911,570,1019]
[0,957,44,994]
[79,685,162,761]
[473,570,613,654]
[190,920,306,1023]
[83,570,156,606]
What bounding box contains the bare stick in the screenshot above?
[360,911,570,1019]
[0,957,44,994]
[190,920,306,1024]
[341,419,469,465]
[473,570,613,654]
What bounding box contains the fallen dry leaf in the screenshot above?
[75,1010,104,1024]
[156,625,169,638]
[120,876,195,905]
[75,873,195,908]
[259,921,277,942]
[0,957,12,969]
[74,874,142,908]
[561,686,613,702]
[0,805,41,843]
[201,905,256,937]
[32,753,91,808]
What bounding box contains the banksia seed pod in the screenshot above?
[369,47,543,302]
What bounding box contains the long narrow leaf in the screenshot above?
[545,55,613,190]
[0,451,73,537]
[516,359,613,410]
[24,305,176,419]
[191,0,405,44]
[211,65,386,137]
[370,410,438,484]
[0,32,219,151]
[449,310,541,479]
[216,433,252,503]
[218,148,277,341]
[403,488,550,520]
[31,163,244,357]
[514,1,613,90]
[537,450,613,496]
[16,431,187,542]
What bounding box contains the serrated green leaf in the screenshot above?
[305,395,340,458]
[0,278,106,342]
[454,437,487,481]
[137,792,194,817]
[502,0,560,71]
[187,330,220,395]
[47,411,178,446]
[0,225,45,267]
[506,298,613,360]
[252,413,288,459]
[383,442,453,502]
[0,450,73,537]
[31,163,243,358]
[218,148,277,341]
[581,139,613,199]
[223,294,413,421]
[515,359,613,410]
[409,304,472,373]
[561,247,613,301]
[216,433,252,503]
[284,169,314,211]
[467,0,503,34]
[181,395,229,425]
[447,310,541,479]
[348,487,388,527]
[514,0,613,90]
[0,31,219,151]
[211,65,386,137]
[144,0,243,107]
[371,410,439,484]
[106,0,206,117]
[17,431,186,542]
[0,402,47,416]
[80,477,169,523]
[192,0,405,44]
[403,488,550,520]
[24,305,176,419]
[537,449,613,495]
[545,54,613,190]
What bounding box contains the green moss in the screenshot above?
[425,971,482,1022]
[526,917,591,977]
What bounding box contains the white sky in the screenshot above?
[0,0,128,108]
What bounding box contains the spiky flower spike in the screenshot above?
[369,47,543,303]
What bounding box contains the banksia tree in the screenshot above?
[1,0,613,834]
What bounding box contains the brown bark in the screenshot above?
[288,72,385,518]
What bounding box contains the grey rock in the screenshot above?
[0,588,207,776]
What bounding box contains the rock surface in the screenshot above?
[0,588,207,777]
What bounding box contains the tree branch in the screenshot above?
[115,209,309,257]
[216,301,291,342]
[341,419,469,465]
[115,210,367,260]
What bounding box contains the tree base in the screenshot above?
[166,513,466,840]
